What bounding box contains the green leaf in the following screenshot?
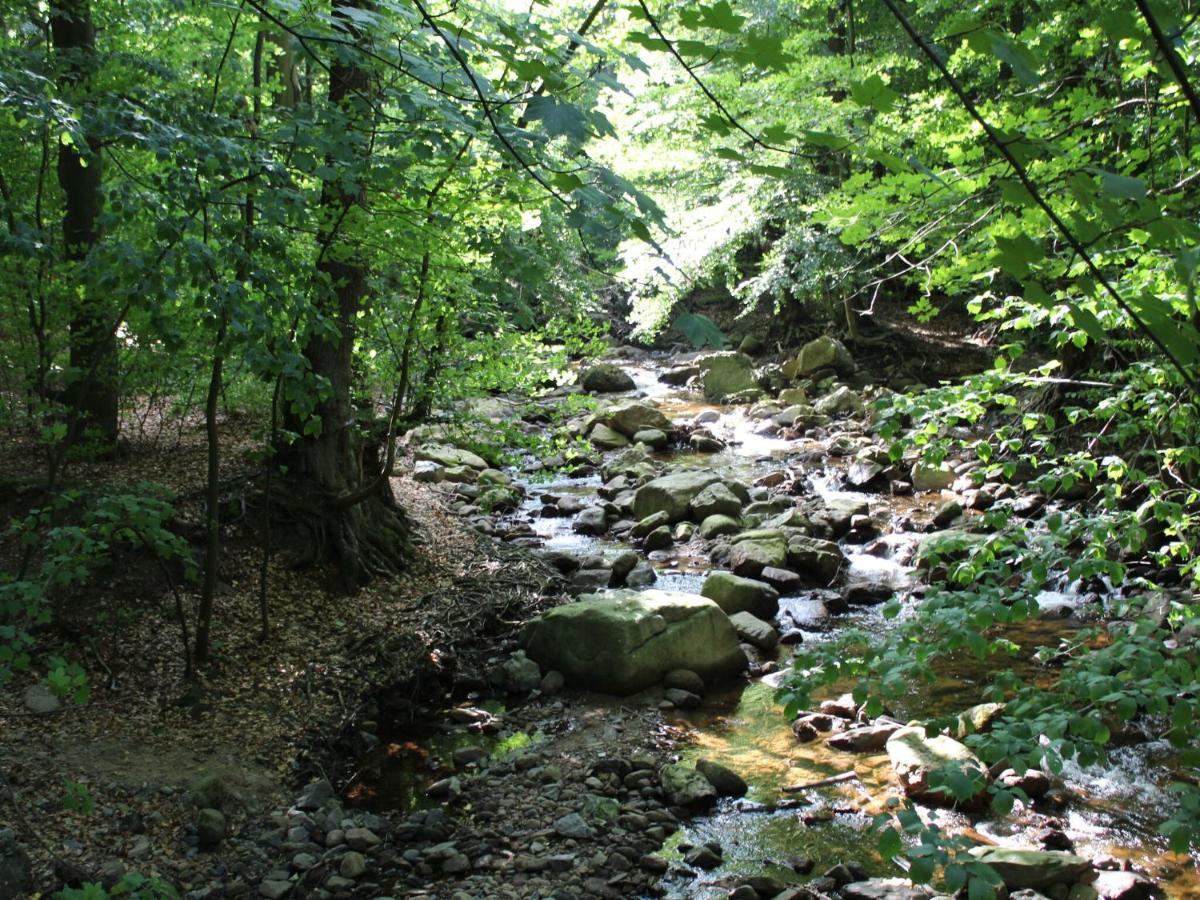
[877,825,902,857]
[524,95,591,142]
[989,33,1041,85]
[850,74,899,113]
[698,1,745,33]
[673,312,727,349]
[1096,170,1148,201]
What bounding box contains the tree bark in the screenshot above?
[51,0,118,448]
[281,0,410,590]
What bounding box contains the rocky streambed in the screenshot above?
[280,340,1191,900]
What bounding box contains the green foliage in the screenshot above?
[62,779,95,814]
[56,873,180,900]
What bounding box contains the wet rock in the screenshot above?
[640,854,670,874]
[827,722,903,752]
[590,423,630,450]
[344,827,381,851]
[573,506,609,535]
[0,829,32,900]
[760,566,803,593]
[553,812,595,839]
[339,851,367,878]
[625,562,658,587]
[605,403,673,438]
[580,363,636,393]
[500,650,542,692]
[633,428,669,448]
[911,462,955,491]
[786,535,845,583]
[695,759,747,797]
[844,583,892,605]
[664,688,702,708]
[728,886,758,900]
[683,843,723,869]
[730,537,789,578]
[690,432,727,453]
[841,878,934,900]
[690,483,744,521]
[886,726,989,806]
[728,611,779,650]
[632,510,672,538]
[811,496,869,537]
[661,764,718,807]
[968,848,1091,890]
[700,571,780,618]
[259,879,292,898]
[1091,870,1159,900]
[818,693,858,719]
[643,526,673,551]
[664,669,705,694]
[674,521,697,542]
[660,364,700,386]
[416,445,489,470]
[609,550,640,585]
[997,767,1051,798]
[633,471,722,522]
[571,568,615,594]
[700,514,742,539]
[196,808,225,848]
[933,499,963,527]
[814,386,864,416]
[785,336,855,378]
[698,352,757,401]
[954,702,1006,738]
[523,589,746,694]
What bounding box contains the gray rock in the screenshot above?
[785,336,855,378]
[697,352,757,401]
[663,669,705,694]
[605,403,673,438]
[699,514,741,539]
[21,684,60,715]
[259,881,292,899]
[911,462,955,491]
[814,385,865,416]
[553,812,595,840]
[625,562,658,587]
[590,423,630,450]
[632,510,672,538]
[501,651,542,692]
[689,432,727,453]
[573,506,608,535]
[540,670,565,695]
[886,726,989,806]
[523,589,746,694]
[0,829,32,900]
[416,445,489,470]
[643,525,673,551]
[689,483,743,521]
[787,535,845,583]
[344,827,381,851]
[633,471,722,522]
[729,538,789,578]
[339,851,367,878]
[661,764,718,807]
[967,847,1092,890]
[728,611,779,650]
[664,688,701,708]
[759,566,803,593]
[580,363,636,394]
[841,878,934,900]
[633,428,669,448]
[683,844,722,868]
[826,722,902,752]
[700,571,779,618]
[196,808,226,848]
[1091,870,1159,900]
[695,759,747,797]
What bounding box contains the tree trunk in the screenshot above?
[51,0,118,448]
[281,0,409,591]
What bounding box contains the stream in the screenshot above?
[375,351,1198,898]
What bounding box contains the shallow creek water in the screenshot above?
[387,359,1198,896]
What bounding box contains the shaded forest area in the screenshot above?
[1,1,1199,898]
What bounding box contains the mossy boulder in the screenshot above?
[697,352,757,401]
[700,571,779,618]
[632,471,722,522]
[522,589,747,695]
[579,363,636,394]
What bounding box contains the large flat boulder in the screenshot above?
[697,352,757,401]
[968,848,1092,890]
[784,335,855,378]
[522,589,747,695]
[415,444,489,470]
[632,471,721,522]
[885,726,989,807]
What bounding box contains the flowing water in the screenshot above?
[377,355,1199,897]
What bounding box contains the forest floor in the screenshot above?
[0,420,571,895]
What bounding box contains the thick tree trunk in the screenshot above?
[282,0,409,591]
[51,0,118,448]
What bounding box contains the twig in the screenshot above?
[781,771,858,792]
